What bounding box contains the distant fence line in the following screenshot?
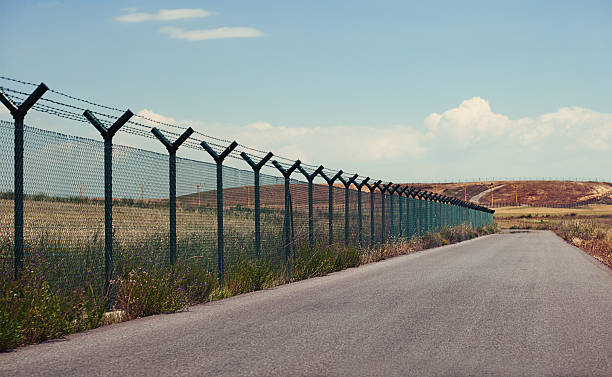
[0,81,494,294]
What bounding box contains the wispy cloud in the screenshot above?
[116,8,213,23]
[160,26,263,41]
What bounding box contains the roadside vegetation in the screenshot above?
[0,223,496,352]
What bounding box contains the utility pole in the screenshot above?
[194,184,202,207]
[490,182,494,207]
[514,183,518,206]
[139,184,145,202]
[464,186,467,201]
[76,185,88,200]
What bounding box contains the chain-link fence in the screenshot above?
[0,80,494,300]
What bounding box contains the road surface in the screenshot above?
[3,231,612,376]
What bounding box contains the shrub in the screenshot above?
[0,268,106,352]
[115,266,189,320]
[223,258,277,296]
[291,245,337,281]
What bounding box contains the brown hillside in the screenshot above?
[177,180,612,209]
[410,181,612,207]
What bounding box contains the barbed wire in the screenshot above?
[0,76,338,174]
[0,78,354,175]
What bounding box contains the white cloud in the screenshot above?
[160,26,263,41]
[423,97,612,153]
[425,97,512,146]
[111,102,612,181]
[115,8,213,23]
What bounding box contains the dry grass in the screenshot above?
[494,204,612,218]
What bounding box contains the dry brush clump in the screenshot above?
[0,267,106,352]
[554,220,612,267]
[361,223,498,264]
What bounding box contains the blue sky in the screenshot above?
[1,1,611,182]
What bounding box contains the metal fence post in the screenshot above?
[319,170,343,245]
[152,127,195,267]
[297,165,324,252]
[83,109,133,293]
[396,186,407,237]
[199,139,238,283]
[338,174,358,246]
[416,191,426,234]
[364,180,382,247]
[240,151,274,257]
[406,188,418,238]
[272,160,301,261]
[388,184,399,239]
[0,83,48,279]
[380,182,393,244]
[432,193,440,231]
[355,177,370,247]
[426,192,435,232]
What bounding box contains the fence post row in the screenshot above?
[337,174,358,246]
[396,186,408,236]
[240,151,274,257]
[363,180,382,247]
[355,177,370,247]
[296,164,324,252]
[0,83,48,280]
[83,109,133,293]
[199,139,238,283]
[272,160,301,261]
[319,170,343,245]
[380,182,393,243]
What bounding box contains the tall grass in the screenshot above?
[0,223,496,351]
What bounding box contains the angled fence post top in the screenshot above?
[84,109,134,139]
[397,186,408,196]
[364,179,382,193]
[297,164,324,181]
[389,184,400,195]
[272,159,301,177]
[379,182,393,194]
[241,151,274,171]
[319,169,343,184]
[408,187,419,198]
[0,83,48,118]
[152,127,195,153]
[356,177,370,190]
[338,173,359,188]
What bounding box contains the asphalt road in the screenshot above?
[3,231,612,377]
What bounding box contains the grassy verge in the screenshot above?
[0,223,496,352]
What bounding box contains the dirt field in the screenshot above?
[493,204,612,229]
